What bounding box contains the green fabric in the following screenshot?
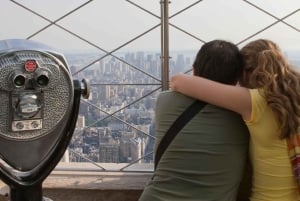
[139,91,250,201]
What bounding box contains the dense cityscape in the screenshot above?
[63,50,300,164]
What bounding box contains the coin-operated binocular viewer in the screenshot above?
[0,39,90,201]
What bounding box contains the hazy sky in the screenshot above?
[0,0,299,53]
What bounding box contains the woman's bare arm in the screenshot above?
[170,74,252,120]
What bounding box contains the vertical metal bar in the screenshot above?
[160,1,164,90]
[163,0,170,90]
[160,0,170,91]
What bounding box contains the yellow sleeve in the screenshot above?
[245,89,267,125]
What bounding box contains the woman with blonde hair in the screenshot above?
[170,39,300,201]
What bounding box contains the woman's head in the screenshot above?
[240,39,300,138]
[193,40,242,85]
[239,39,290,88]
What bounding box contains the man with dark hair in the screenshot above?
[139,40,250,201]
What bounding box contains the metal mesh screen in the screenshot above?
[1,0,299,172]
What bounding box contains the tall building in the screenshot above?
[61,149,70,163]
[175,54,185,73]
[136,51,145,67]
[130,137,144,163]
[76,115,85,129]
[99,143,120,163]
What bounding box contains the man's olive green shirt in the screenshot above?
[139,91,249,201]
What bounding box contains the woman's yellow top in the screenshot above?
[245,89,299,201]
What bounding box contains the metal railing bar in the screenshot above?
[169,23,207,44]
[236,9,300,46]
[69,149,106,170]
[11,0,106,52]
[12,0,95,39]
[169,0,204,19]
[10,0,91,25]
[95,170,153,173]
[161,0,170,91]
[243,0,300,32]
[54,167,153,173]
[126,0,160,19]
[90,83,161,86]
[184,68,193,74]
[119,151,154,171]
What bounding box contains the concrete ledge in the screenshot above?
[0,188,144,201]
[43,189,143,201]
[0,162,250,201]
[44,171,152,190]
[0,162,153,201]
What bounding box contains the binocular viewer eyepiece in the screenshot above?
[12,68,49,88]
[0,39,90,201]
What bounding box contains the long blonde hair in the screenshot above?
[240,39,300,139]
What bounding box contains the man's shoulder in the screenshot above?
[156,91,195,111]
[158,90,194,101]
